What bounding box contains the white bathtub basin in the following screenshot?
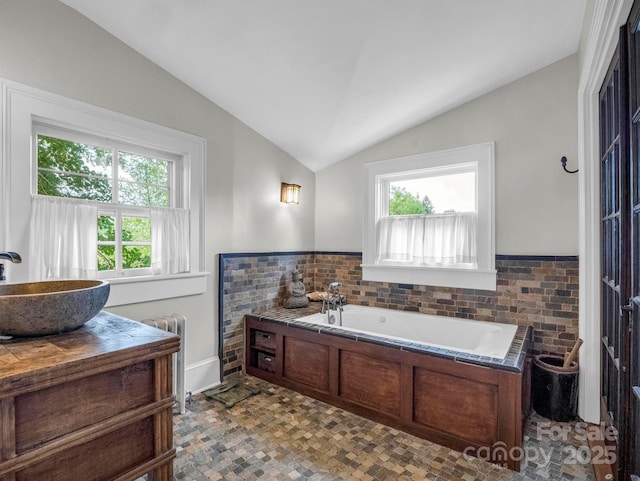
[296,304,517,359]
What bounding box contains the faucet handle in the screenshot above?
[328,282,342,294]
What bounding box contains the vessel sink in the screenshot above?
[0,280,110,336]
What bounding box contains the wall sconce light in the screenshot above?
[281,183,301,204]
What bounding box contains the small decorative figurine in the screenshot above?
[283,270,309,308]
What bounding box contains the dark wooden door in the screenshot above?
[627,6,640,478]
[601,10,640,479]
[600,30,630,479]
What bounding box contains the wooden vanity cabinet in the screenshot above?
[0,312,179,481]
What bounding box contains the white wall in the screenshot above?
[0,0,315,392]
[316,54,579,256]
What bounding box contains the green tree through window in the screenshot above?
[37,135,112,201]
[389,186,435,215]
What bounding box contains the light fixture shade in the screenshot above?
[281,182,301,204]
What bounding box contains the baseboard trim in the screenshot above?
[185,356,221,394]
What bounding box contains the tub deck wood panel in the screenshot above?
[413,367,499,445]
[339,351,401,416]
[246,313,529,472]
[283,337,330,392]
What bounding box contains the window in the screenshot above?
[378,163,477,267]
[35,125,179,277]
[2,79,207,306]
[362,143,496,290]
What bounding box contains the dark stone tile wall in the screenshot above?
[314,253,579,356]
[220,252,579,378]
[219,253,314,377]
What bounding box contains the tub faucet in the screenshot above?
[0,251,22,282]
[323,281,345,326]
[322,282,343,312]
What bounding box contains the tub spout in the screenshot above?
[327,305,343,326]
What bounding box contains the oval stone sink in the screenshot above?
[0,280,110,336]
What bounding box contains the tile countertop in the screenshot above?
[252,304,531,373]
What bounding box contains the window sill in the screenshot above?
[104,271,210,307]
[361,264,496,291]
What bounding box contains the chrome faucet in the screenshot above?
[322,282,345,325]
[0,251,22,282]
[0,252,21,263]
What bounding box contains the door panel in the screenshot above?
[627,6,640,477]
[601,8,640,478]
[601,21,634,479]
[600,38,628,476]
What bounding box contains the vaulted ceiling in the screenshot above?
[60,0,587,171]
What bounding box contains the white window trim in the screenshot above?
[1,79,208,306]
[362,142,496,290]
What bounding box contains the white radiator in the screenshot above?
[141,314,187,414]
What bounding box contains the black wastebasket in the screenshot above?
[532,355,578,422]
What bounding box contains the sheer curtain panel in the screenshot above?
[150,207,190,275]
[29,195,98,279]
[376,212,477,266]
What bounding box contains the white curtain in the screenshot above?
[376,212,477,266]
[29,195,98,279]
[150,207,190,275]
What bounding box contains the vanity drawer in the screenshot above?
[254,330,276,351]
[14,361,154,453]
